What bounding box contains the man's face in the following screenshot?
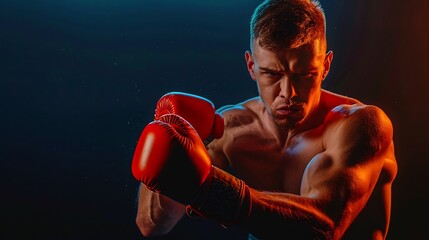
[245,39,332,129]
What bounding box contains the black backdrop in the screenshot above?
[1,0,428,239]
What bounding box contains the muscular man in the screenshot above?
[133,0,398,239]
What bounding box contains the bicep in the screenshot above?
[301,106,392,223]
[301,150,381,202]
[300,149,384,230]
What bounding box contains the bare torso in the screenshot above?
[208,90,397,239]
[221,107,324,193]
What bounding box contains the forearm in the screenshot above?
[136,184,186,237]
[243,189,335,239]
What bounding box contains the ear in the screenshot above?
[245,50,257,80]
[322,50,333,81]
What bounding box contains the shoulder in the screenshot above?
[207,97,263,170]
[325,104,393,136]
[216,97,263,129]
[320,89,393,149]
[323,104,394,159]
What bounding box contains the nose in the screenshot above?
[279,76,296,100]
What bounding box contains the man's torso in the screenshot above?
[207,90,397,239]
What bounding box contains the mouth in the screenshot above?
[274,105,304,118]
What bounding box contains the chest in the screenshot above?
[224,128,324,194]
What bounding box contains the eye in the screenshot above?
[297,72,315,79]
[263,71,282,78]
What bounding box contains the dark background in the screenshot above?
[1,0,428,239]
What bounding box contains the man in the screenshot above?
[132,0,398,239]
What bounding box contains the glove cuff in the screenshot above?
[187,166,252,226]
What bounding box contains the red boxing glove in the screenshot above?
[154,92,224,141]
[132,114,251,225]
[131,114,212,204]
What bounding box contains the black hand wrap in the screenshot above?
[186,166,252,227]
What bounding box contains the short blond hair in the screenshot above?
[250,0,326,51]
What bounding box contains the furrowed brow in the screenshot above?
[259,67,281,72]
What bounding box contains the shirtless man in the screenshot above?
[132,0,398,239]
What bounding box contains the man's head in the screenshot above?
[249,0,326,52]
[245,0,332,130]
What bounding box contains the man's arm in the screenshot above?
[135,184,185,237]
[201,104,395,239]
[241,105,396,239]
